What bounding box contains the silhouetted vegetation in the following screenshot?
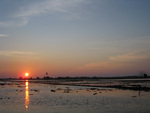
[41,75,150,80]
[0,73,149,81]
[43,76,53,80]
[144,73,148,78]
[29,77,33,80]
[36,77,40,79]
[139,71,148,78]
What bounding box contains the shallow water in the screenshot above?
[0,80,150,113]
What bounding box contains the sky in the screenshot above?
[0,0,150,78]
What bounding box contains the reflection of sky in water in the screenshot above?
[0,81,150,113]
[25,80,29,111]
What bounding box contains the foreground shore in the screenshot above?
[0,79,150,113]
[1,78,150,91]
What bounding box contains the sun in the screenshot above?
[25,73,29,77]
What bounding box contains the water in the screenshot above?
[0,80,150,113]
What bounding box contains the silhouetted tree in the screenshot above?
[29,77,33,80]
[144,73,148,78]
[139,71,148,78]
[36,77,40,79]
[43,76,51,79]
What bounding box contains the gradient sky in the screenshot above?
[0,0,150,78]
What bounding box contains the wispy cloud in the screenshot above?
[77,50,150,73]
[0,0,89,27]
[15,0,88,17]
[0,18,28,27]
[110,50,150,63]
[0,34,8,37]
[0,50,35,56]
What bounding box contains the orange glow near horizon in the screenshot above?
[25,80,29,111]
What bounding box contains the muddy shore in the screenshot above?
[1,78,150,91]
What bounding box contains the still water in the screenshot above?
[25,80,29,111]
[0,80,150,113]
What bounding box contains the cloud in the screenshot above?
[0,34,8,37]
[0,0,89,27]
[0,51,35,56]
[0,22,13,27]
[77,50,150,73]
[0,18,28,27]
[110,50,150,63]
[15,0,88,17]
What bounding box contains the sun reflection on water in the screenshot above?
[25,80,29,111]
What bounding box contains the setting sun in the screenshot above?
[25,73,29,77]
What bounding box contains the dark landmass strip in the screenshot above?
[0,75,150,80]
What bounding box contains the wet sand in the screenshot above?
[0,79,150,113]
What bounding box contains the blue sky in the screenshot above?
[0,0,150,78]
